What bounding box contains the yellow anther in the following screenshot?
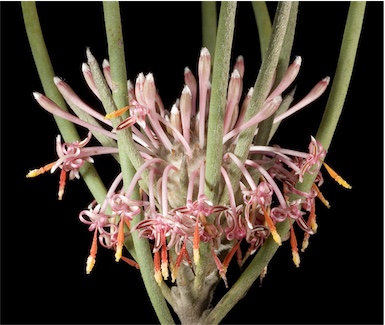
[26,162,56,178]
[301,235,309,252]
[105,106,130,119]
[154,270,163,285]
[26,168,44,178]
[193,247,200,266]
[153,250,162,285]
[193,217,200,265]
[310,219,318,233]
[262,205,282,246]
[292,250,300,268]
[271,229,282,246]
[161,260,169,280]
[86,255,96,274]
[86,229,98,274]
[323,162,352,189]
[115,218,125,262]
[115,244,123,262]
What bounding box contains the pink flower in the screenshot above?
[29,47,339,279]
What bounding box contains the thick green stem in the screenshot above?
[204,1,237,204]
[201,2,217,58]
[195,1,237,296]
[103,2,129,110]
[219,1,292,205]
[205,3,366,323]
[203,221,288,325]
[252,1,298,149]
[102,4,174,324]
[296,1,366,194]
[316,1,366,152]
[22,1,107,204]
[252,1,272,61]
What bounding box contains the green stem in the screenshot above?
[102,4,174,324]
[219,1,292,205]
[205,3,366,323]
[296,0,366,194]
[203,222,287,325]
[316,1,366,152]
[195,1,237,295]
[201,1,218,58]
[252,1,272,61]
[103,2,129,110]
[204,1,237,204]
[22,1,107,204]
[252,1,298,149]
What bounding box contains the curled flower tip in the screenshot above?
[294,55,302,65]
[32,91,42,101]
[105,105,130,119]
[322,162,352,189]
[102,59,110,68]
[53,76,63,85]
[323,76,331,84]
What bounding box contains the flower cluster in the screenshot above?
[27,47,350,285]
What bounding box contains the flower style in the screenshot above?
[26,129,118,200]
[27,46,351,286]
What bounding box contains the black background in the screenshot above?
[1,1,383,324]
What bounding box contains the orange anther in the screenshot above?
[312,183,330,208]
[120,256,140,269]
[290,224,300,267]
[193,217,200,265]
[161,234,169,280]
[302,201,316,252]
[223,241,241,270]
[86,229,98,274]
[105,105,130,119]
[115,217,125,262]
[58,169,67,200]
[211,247,229,288]
[308,199,318,233]
[261,205,281,246]
[172,241,187,282]
[154,250,162,285]
[323,162,352,189]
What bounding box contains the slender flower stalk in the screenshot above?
[23,2,365,324]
